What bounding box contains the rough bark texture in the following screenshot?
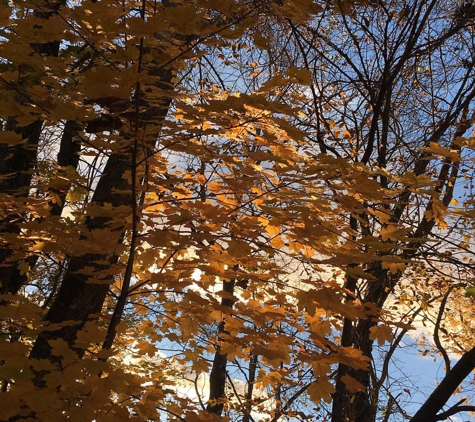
[0,120,44,295]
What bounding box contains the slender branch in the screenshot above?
[101,133,139,352]
[433,286,455,372]
[411,345,475,422]
[434,404,475,421]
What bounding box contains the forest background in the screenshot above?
[1,0,475,421]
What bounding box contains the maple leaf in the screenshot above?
[227,239,252,258]
[369,325,393,346]
[381,260,406,275]
[48,339,79,361]
[180,317,199,340]
[341,374,366,393]
[307,377,336,404]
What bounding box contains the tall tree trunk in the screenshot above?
[207,279,236,415]
[0,121,82,296]
[243,353,258,422]
[49,121,82,217]
[0,0,67,295]
[30,51,179,361]
[30,152,133,360]
[0,121,43,295]
[332,217,376,422]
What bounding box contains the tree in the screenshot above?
[1,0,475,421]
[279,1,475,420]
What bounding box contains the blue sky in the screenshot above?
[385,334,474,421]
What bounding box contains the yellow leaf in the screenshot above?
[227,239,252,258]
[0,130,23,145]
[219,341,244,361]
[0,2,10,27]
[341,374,366,393]
[312,360,331,378]
[339,347,370,370]
[422,142,461,162]
[181,317,199,339]
[252,32,270,49]
[192,357,210,374]
[74,320,106,348]
[398,172,434,188]
[424,198,448,230]
[252,342,291,366]
[288,240,303,252]
[48,339,79,361]
[381,261,406,274]
[286,67,312,85]
[270,235,285,249]
[135,340,157,357]
[380,224,411,241]
[307,377,336,404]
[32,241,45,251]
[369,324,393,346]
[265,224,280,237]
[17,260,29,276]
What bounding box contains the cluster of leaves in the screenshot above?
[1,0,475,421]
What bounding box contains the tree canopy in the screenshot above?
[1,0,475,421]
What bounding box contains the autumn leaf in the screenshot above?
[307,377,336,404]
[369,325,393,346]
[227,239,252,258]
[381,260,406,275]
[48,339,79,361]
[286,67,312,85]
[341,374,366,393]
[180,317,199,339]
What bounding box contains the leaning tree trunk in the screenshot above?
[30,37,180,360]
[30,152,134,360]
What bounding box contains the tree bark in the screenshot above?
[207,279,236,415]
[0,0,67,295]
[49,120,82,217]
[30,153,133,360]
[30,34,179,360]
[0,120,44,295]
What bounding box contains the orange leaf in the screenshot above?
[227,239,252,258]
[370,324,393,346]
[341,374,366,393]
[307,377,336,404]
